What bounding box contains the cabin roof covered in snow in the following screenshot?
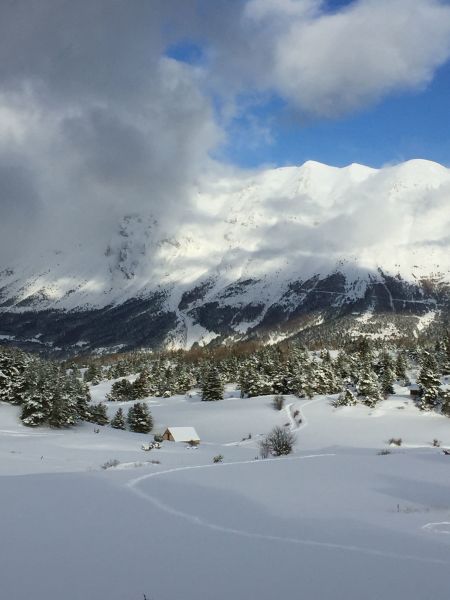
[165,427,200,441]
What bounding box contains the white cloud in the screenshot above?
[0,2,221,262]
[1,0,450,269]
[266,0,450,116]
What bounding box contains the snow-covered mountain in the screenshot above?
[1,159,450,354]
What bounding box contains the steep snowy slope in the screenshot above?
[1,159,450,353]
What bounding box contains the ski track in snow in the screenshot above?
[125,453,449,565]
[221,396,317,448]
[0,429,64,437]
[423,522,450,535]
[124,396,450,565]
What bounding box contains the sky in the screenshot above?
[1,0,450,263]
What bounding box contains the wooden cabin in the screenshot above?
[409,384,421,397]
[162,427,200,445]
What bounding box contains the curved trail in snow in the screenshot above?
[422,522,450,535]
[125,397,449,565]
[221,395,321,448]
[125,452,448,565]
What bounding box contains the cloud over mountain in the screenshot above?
[0,0,450,267]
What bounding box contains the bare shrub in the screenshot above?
[213,454,224,463]
[388,438,402,446]
[101,459,120,470]
[259,439,271,459]
[261,426,296,457]
[432,439,441,447]
[377,449,391,455]
[272,395,285,411]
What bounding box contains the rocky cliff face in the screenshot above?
[1,159,449,355]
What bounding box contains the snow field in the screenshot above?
[1,386,450,599]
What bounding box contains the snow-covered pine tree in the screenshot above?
[441,389,450,417]
[417,351,442,411]
[357,337,375,367]
[0,347,29,405]
[63,371,91,421]
[47,380,78,428]
[440,335,450,376]
[20,363,51,427]
[378,352,396,397]
[109,360,127,379]
[132,369,152,399]
[357,363,382,407]
[87,402,109,425]
[299,361,318,398]
[315,361,341,395]
[107,378,134,401]
[127,402,153,433]
[110,407,126,430]
[395,351,408,381]
[202,366,224,401]
[332,388,357,407]
[172,365,194,394]
[83,363,103,385]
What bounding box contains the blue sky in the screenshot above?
[167,0,450,170]
[220,59,450,168]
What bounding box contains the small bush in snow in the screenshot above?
[101,459,120,470]
[432,438,441,447]
[388,437,402,446]
[213,454,224,463]
[153,433,164,443]
[262,426,296,457]
[377,449,391,455]
[259,439,271,459]
[272,395,285,411]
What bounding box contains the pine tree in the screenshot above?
[83,363,103,385]
[0,348,28,404]
[315,362,341,395]
[417,351,442,411]
[395,351,408,381]
[21,363,51,427]
[297,362,317,398]
[110,407,126,430]
[64,371,90,421]
[440,335,450,375]
[441,390,450,417]
[87,403,109,426]
[132,369,153,399]
[127,402,153,433]
[47,382,78,428]
[357,364,382,407]
[202,366,224,401]
[107,378,134,401]
[379,352,396,397]
[333,388,357,407]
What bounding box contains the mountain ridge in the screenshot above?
[1,158,450,354]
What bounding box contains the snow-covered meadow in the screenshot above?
[1,384,450,600]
